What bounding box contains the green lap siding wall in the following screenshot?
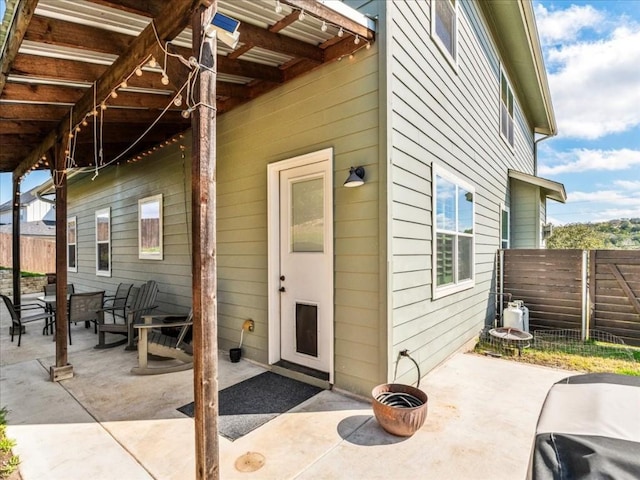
[385,1,539,384]
[66,45,383,396]
[216,47,383,395]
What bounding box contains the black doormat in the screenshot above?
[177,371,323,441]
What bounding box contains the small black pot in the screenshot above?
[229,347,242,363]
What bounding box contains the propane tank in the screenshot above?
[512,300,530,332]
[503,302,524,330]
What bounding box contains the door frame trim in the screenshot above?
[267,148,334,382]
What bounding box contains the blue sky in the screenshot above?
[534,0,640,224]
[2,1,640,223]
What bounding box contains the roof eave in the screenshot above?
[479,0,557,136]
[509,169,567,203]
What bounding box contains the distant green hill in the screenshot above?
[547,218,640,250]
[593,218,640,249]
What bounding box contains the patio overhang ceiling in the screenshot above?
[509,169,567,203]
[0,0,376,178]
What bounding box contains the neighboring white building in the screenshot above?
[0,182,55,225]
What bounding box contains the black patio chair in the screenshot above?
[102,283,133,322]
[67,291,104,345]
[1,294,55,347]
[42,283,75,334]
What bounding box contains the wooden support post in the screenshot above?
[50,140,72,381]
[11,175,21,307]
[191,3,219,479]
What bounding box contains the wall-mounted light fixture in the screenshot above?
[204,12,241,49]
[344,166,365,187]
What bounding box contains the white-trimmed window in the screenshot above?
[96,208,111,276]
[431,0,457,65]
[433,166,475,297]
[138,194,163,260]
[500,69,514,147]
[500,204,510,249]
[67,217,77,272]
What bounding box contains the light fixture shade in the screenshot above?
[344,166,365,187]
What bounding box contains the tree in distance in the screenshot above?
[546,223,607,249]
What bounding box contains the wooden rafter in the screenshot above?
[14,0,209,178]
[0,0,39,94]
[1,0,376,174]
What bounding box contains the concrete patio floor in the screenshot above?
[1,295,576,479]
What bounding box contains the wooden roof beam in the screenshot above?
[283,0,374,40]
[25,15,133,55]
[0,103,189,123]
[14,0,209,179]
[0,0,39,94]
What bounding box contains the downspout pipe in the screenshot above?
[533,132,555,176]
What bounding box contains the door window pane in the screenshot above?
[291,178,323,252]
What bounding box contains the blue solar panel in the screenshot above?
[212,12,239,34]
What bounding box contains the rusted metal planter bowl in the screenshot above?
[371,383,428,437]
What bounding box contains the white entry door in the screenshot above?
[270,151,333,374]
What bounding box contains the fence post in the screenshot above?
[581,250,589,341]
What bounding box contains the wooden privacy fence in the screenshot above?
[500,249,640,347]
[590,250,640,346]
[0,233,56,274]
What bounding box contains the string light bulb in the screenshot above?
[135,66,143,76]
[82,119,88,127]
[173,94,183,107]
[91,108,98,116]
[100,102,107,110]
[275,0,282,14]
[321,21,327,32]
[354,35,360,45]
[110,90,118,99]
[366,42,371,50]
[161,73,170,85]
[181,109,191,119]
[148,57,157,68]
[338,27,344,37]
[298,10,305,21]
[120,80,128,89]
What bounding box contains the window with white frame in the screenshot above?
[433,166,475,297]
[431,0,457,64]
[67,217,77,272]
[138,194,163,260]
[500,69,514,146]
[500,204,510,249]
[96,208,111,276]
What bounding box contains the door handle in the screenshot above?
[279,286,286,292]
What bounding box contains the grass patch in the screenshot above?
[0,267,44,277]
[0,407,20,479]
[476,332,640,376]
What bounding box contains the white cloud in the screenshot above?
[534,3,640,139]
[568,190,640,206]
[614,179,640,190]
[538,148,640,175]
[535,4,604,45]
